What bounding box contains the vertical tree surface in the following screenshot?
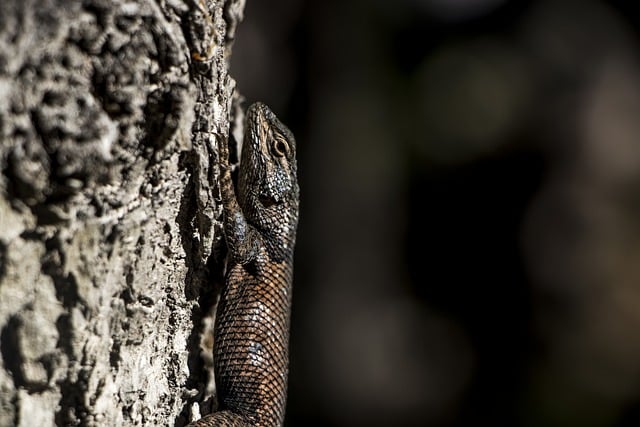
[0,0,246,425]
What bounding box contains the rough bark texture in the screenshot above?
[0,0,245,425]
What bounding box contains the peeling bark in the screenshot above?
[0,0,245,425]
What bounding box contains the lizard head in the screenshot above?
[238,102,299,253]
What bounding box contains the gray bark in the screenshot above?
[0,0,245,425]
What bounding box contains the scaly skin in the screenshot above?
[189,103,299,427]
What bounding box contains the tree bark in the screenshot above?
[0,0,245,425]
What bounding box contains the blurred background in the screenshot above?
[231,0,640,426]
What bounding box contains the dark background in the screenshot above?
[232,1,640,426]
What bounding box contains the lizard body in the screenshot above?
[189,103,299,427]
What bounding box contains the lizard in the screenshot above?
[189,102,299,427]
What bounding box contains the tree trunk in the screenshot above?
[0,0,245,425]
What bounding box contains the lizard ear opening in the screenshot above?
[258,194,278,208]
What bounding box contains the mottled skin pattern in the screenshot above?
[189,103,299,427]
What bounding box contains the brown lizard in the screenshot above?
[189,103,299,427]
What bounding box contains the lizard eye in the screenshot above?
[271,136,290,157]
